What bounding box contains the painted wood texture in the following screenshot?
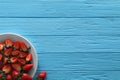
[0,0,119,80]
[0,1,119,18]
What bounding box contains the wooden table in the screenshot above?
[0,0,120,80]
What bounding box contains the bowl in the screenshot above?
[0,33,38,78]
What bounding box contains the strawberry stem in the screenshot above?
[6,56,11,63]
[26,61,31,64]
[26,47,31,53]
[2,71,6,80]
[37,77,44,80]
[0,51,4,55]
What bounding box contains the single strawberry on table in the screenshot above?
[37,72,46,80]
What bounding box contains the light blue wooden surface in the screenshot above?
[0,0,120,80]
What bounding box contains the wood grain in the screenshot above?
[0,18,119,36]
[1,0,120,4]
[0,2,119,17]
[0,0,119,79]
[0,18,119,79]
[34,70,120,80]
[37,52,120,71]
[23,36,120,52]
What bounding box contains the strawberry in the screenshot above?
[0,65,3,70]
[4,48,12,56]
[3,57,8,65]
[2,65,11,74]
[18,58,26,65]
[6,74,12,80]
[12,70,19,78]
[0,38,33,79]
[0,54,3,61]
[26,53,32,62]
[0,73,2,78]
[19,52,27,58]
[21,73,32,80]
[20,41,28,52]
[11,50,19,56]
[0,42,4,51]
[23,64,33,71]
[12,63,21,71]
[4,38,13,48]
[10,57,17,63]
[13,41,20,50]
[38,72,46,79]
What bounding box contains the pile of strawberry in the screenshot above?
[0,38,33,80]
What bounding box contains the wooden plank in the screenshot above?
[34,70,120,80]
[0,0,120,4]
[22,36,120,52]
[37,52,120,71]
[0,18,119,36]
[0,2,120,17]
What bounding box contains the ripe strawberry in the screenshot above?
[26,53,32,62]
[12,63,21,71]
[38,72,46,79]
[20,41,28,52]
[21,73,32,80]
[12,70,19,78]
[6,74,12,80]
[0,54,3,61]
[4,48,12,56]
[10,57,17,63]
[0,73,2,78]
[13,41,20,50]
[4,38,13,48]
[0,65,3,70]
[12,50,19,56]
[19,52,27,58]
[0,38,33,80]
[3,57,8,65]
[18,58,26,65]
[2,65,11,74]
[0,42,4,51]
[23,64,33,71]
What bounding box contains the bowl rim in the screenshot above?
[0,33,38,78]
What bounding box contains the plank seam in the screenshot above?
[37,52,120,54]
[36,70,120,71]
[0,16,120,18]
